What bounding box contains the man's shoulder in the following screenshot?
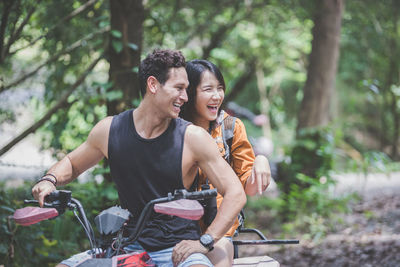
[185,124,208,136]
[184,125,218,159]
[97,116,114,128]
[185,125,213,145]
[87,116,113,154]
[90,116,113,137]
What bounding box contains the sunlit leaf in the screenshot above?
[112,40,124,53]
[111,30,122,38]
[105,90,123,101]
[128,43,138,51]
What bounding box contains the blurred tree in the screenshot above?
[297,0,344,131]
[0,0,109,156]
[107,0,143,115]
[277,0,344,194]
[1,0,399,166]
[339,0,400,160]
[0,0,144,157]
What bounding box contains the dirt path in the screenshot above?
[239,174,400,267]
[267,194,400,266]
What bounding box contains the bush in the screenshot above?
[245,126,354,241]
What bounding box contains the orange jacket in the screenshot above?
[198,110,255,236]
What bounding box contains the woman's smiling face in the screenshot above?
[193,70,225,129]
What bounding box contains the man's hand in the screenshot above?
[172,240,208,266]
[247,155,271,195]
[32,180,56,207]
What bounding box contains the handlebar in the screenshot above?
[23,190,96,251]
[118,188,217,249]
[24,189,217,211]
[168,188,217,201]
[24,190,73,215]
[20,188,217,258]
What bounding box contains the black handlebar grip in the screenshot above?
[44,190,60,203]
[24,190,64,205]
[185,189,218,200]
[24,199,39,204]
[44,190,71,203]
[24,190,70,207]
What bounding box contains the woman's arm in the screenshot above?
[229,118,271,195]
[244,155,271,196]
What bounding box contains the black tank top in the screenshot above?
[108,109,200,252]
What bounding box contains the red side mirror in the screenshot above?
[13,207,59,226]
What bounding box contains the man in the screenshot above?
[32,49,246,267]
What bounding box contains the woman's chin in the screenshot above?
[207,114,218,121]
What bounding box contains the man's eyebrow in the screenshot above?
[175,81,188,86]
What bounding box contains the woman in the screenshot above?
[180,59,271,266]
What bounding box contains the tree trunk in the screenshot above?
[107,0,144,116]
[277,0,344,193]
[297,0,344,132]
[255,65,272,139]
[224,59,256,103]
[387,2,400,160]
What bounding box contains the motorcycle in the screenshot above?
[13,189,298,266]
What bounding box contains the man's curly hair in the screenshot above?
[139,49,186,97]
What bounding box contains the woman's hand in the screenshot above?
[245,155,271,196]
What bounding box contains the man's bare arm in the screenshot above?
[32,117,112,206]
[187,125,247,242]
[172,126,246,265]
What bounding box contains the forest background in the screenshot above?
[0,0,399,266]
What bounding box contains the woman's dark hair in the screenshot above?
[180,59,225,122]
[139,49,186,97]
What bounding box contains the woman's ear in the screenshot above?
[147,76,159,94]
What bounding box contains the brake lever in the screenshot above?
[24,199,55,208]
[24,190,72,215]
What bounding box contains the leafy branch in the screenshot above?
[10,0,98,56]
[0,55,103,157]
[0,26,109,93]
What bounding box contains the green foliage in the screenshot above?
[0,108,15,125]
[246,175,355,242]
[292,127,334,177]
[276,126,335,197]
[0,180,118,266]
[0,183,58,266]
[1,0,398,160]
[245,124,396,240]
[1,0,110,153]
[336,149,396,191]
[244,126,354,240]
[358,151,391,175]
[1,0,400,259]
[338,0,400,159]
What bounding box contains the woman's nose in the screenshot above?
[211,90,221,99]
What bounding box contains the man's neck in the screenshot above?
[133,101,172,139]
